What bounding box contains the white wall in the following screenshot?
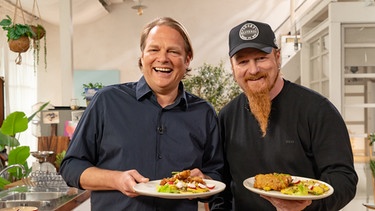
[37,0,298,106]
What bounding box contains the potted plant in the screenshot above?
[0,15,35,64]
[82,82,104,105]
[30,24,47,68]
[0,102,49,189]
[30,24,47,69]
[54,150,66,172]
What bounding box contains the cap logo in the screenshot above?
[239,23,259,41]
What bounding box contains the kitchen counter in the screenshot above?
[1,180,90,211]
[51,188,91,211]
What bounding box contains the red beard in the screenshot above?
[247,89,271,137]
[243,71,278,137]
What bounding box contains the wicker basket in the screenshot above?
[8,36,30,53]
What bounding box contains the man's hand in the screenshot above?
[190,168,212,179]
[117,169,149,197]
[80,168,149,197]
[261,195,312,211]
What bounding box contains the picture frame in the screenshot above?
[42,111,60,124]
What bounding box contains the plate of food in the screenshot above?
[133,170,226,199]
[243,173,334,200]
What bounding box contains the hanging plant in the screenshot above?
[29,0,47,70]
[0,15,35,64]
[30,24,47,69]
[30,24,45,40]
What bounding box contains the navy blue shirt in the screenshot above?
[60,76,223,211]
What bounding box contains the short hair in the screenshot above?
[138,17,193,72]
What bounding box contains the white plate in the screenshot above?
[243,176,334,200]
[363,203,375,210]
[133,179,226,199]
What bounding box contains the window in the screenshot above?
[309,32,329,97]
[342,24,375,157]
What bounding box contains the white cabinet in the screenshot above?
[293,0,375,159]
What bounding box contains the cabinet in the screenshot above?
[288,2,375,207]
[297,0,375,159]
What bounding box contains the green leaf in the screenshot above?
[7,146,30,180]
[8,146,30,166]
[54,150,66,168]
[0,15,35,40]
[0,132,20,148]
[0,177,11,190]
[8,29,20,40]
[0,112,28,136]
[0,18,11,27]
[0,102,50,150]
[28,101,50,122]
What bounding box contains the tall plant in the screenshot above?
[183,61,241,113]
[0,102,49,188]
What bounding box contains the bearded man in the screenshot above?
[210,20,358,211]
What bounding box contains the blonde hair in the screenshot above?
[138,17,193,72]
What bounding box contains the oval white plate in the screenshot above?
[363,203,375,210]
[134,179,225,199]
[243,176,334,200]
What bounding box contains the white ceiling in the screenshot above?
[5,0,295,27]
[5,0,128,25]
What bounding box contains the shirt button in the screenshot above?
[158,154,162,159]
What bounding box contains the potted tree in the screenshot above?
[183,61,241,113]
[82,82,104,105]
[0,15,35,64]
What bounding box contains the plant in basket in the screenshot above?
[30,24,47,69]
[0,15,35,64]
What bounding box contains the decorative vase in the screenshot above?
[84,88,98,105]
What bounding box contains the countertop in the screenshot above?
[2,179,90,211]
[52,189,91,211]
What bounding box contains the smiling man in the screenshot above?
[60,17,223,211]
[210,20,358,211]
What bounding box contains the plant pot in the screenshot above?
[84,88,99,106]
[30,25,46,40]
[8,36,30,53]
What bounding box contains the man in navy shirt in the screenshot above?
[60,17,223,211]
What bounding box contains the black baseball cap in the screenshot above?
[229,20,278,57]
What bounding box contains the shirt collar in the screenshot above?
[136,76,188,110]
